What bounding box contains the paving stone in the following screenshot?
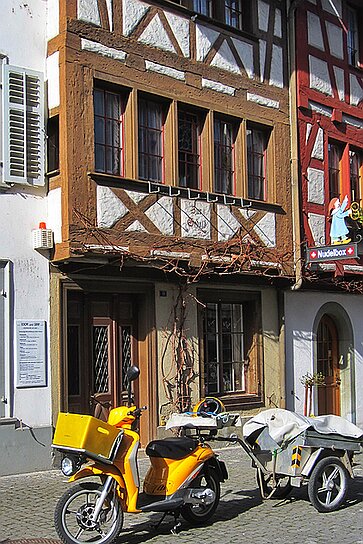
[0,448,362,544]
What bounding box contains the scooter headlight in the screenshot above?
[61,455,79,476]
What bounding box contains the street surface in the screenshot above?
[0,447,362,544]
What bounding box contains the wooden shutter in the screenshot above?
[3,65,44,186]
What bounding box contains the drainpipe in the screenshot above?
[287,0,304,292]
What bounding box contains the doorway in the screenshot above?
[316,314,340,415]
[65,291,148,434]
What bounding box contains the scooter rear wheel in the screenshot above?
[181,468,220,525]
[54,482,123,544]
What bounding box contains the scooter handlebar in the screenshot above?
[128,406,148,417]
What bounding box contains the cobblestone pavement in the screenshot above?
[0,447,362,544]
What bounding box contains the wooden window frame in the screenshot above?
[347,4,361,68]
[94,87,126,176]
[138,95,168,183]
[246,123,272,202]
[47,115,59,175]
[224,0,244,31]
[177,107,202,190]
[328,141,344,200]
[198,289,263,409]
[213,115,238,195]
[171,0,251,32]
[349,148,363,204]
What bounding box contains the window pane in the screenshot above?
[178,110,200,189]
[225,0,243,29]
[93,325,109,394]
[247,127,268,201]
[328,143,342,199]
[203,301,245,395]
[347,6,359,66]
[138,98,164,181]
[94,88,124,175]
[350,149,362,203]
[214,118,234,194]
[193,0,212,16]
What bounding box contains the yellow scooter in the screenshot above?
[52,366,228,544]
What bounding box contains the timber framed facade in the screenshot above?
[285,0,363,428]
[47,0,293,444]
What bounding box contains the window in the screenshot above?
[224,0,243,30]
[47,115,59,173]
[347,5,360,67]
[94,88,125,176]
[192,0,212,16]
[2,65,44,186]
[247,127,269,201]
[350,149,362,203]
[178,109,201,189]
[214,117,235,194]
[200,292,262,406]
[138,98,164,182]
[328,142,343,200]
[171,0,250,30]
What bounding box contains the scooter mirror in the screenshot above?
[127,365,140,382]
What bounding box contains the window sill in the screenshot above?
[46,169,60,179]
[89,172,285,215]
[219,394,263,411]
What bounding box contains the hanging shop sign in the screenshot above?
[306,243,358,263]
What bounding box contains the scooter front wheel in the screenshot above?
[181,468,220,525]
[54,482,123,544]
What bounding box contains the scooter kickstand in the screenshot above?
[171,513,181,535]
[150,512,167,531]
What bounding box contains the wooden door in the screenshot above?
[317,315,340,415]
[66,292,138,420]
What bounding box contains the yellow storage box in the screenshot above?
[53,413,121,460]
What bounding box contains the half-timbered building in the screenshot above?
[285,0,363,427]
[46,0,294,445]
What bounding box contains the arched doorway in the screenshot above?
[316,314,340,415]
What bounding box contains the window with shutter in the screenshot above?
[2,64,45,186]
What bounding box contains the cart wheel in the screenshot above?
[307,456,349,513]
[256,469,293,500]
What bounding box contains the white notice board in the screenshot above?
[16,320,47,387]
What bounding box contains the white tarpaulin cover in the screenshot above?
[166,412,241,430]
[243,408,363,446]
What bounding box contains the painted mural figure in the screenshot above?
[328,195,351,245]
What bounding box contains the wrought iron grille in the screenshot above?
[122,326,132,390]
[93,325,109,393]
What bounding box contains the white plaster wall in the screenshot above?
[307,11,324,50]
[308,212,326,245]
[46,52,60,110]
[0,1,49,428]
[46,0,59,40]
[309,56,333,96]
[0,0,47,71]
[307,168,325,204]
[154,283,199,423]
[285,291,363,428]
[47,188,62,244]
[0,193,50,426]
[326,21,343,59]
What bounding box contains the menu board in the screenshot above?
[16,320,46,387]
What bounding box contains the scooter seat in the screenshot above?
[146,436,198,459]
